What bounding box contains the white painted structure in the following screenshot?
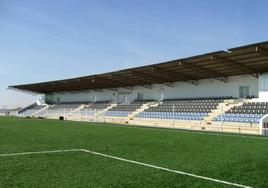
[45,75,260,104]
[37,94,46,105]
[259,114,268,135]
[258,73,268,101]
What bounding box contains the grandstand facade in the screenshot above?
[9,41,268,135]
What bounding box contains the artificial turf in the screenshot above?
[0,117,267,188]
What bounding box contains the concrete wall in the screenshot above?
[260,114,268,135]
[45,75,259,103]
[37,94,46,105]
[259,73,268,101]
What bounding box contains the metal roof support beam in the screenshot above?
[132,77,155,86]
[57,80,92,92]
[216,76,228,83]
[94,89,103,92]
[153,66,197,80]
[116,87,134,91]
[107,87,133,91]
[98,76,134,90]
[255,46,268,58]
[185,80,199,86]
[135,84,152,89]
[90,78,117,89]
[53,83,84,93]
[67,90,90,94]
[108,75,130,84]
[139,84,153,89]
[62,81,90,91]
[58,91,67,94]
[130,70,173,86]
[124,87,134,91]
[151,66,180,80]
[105,88,118,92]
[126,71,161,87]
[211,55,260,78]
[152,66,199,85]
[90,77,132,90]
[83,77,117,90]
[108,74,139,86]
[163,82,174,87]
[45,83,73,93]
[177,61,228,83]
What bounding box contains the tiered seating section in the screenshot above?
[136,97,232,120]
[36,103,82,117]
[19,97,268,126]
[104,100,154,117]
[213,102,268,123]
[80,101,111,116]
[19,105,46,116]
[88,100,111,110]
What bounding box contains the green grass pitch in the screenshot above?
[0,117,268,188]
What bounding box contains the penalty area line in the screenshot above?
[0,149,252,188]
[81,149,252,188]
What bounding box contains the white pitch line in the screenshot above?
[0,149,252,188]
[81,149,252,188]
[0,149,81,157]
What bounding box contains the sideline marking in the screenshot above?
[0,149,81,157]
[0,149,252,188]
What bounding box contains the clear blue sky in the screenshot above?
[0,0,268,108]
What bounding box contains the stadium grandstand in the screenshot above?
[9,41,268,135]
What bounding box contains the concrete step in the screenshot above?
[129,102,159,119]
[32,105,50,116]
[203,100,245,123]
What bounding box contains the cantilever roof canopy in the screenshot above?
[9,41,268,94]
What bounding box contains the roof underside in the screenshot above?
[10,41,268,94]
